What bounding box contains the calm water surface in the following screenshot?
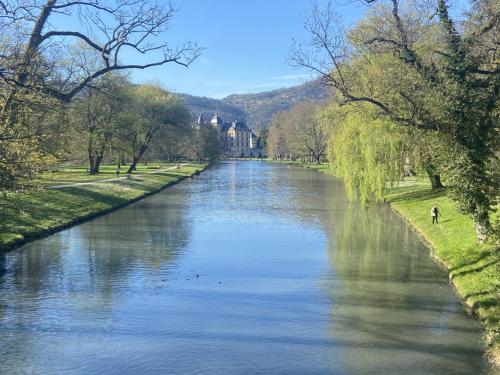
[0,161,487,374]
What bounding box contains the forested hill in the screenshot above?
[177,94,247,124]
[179,79,331,129]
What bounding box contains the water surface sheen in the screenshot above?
[0,161,486,374]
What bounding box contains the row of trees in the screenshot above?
[68,75,212,175]
[267,101,328,164]
[0,0,218,196]
[275,0,498,242]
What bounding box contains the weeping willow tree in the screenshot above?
[323,104,405,203]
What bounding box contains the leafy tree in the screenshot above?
[0,92,60,194]
[325,103,404,202]
[69,73,129,174]
[188,122,221,162]
[292,0,499,241]
[399,128,449,189]
[121,84,191,174]
[153,124,192,162]
[253,128,268,154]
[291,101,328,164]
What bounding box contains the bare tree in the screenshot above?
[0,0,201,104]
[267,112,289,160]
[295,102,328,164]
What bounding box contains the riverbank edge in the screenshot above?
[269,160,499,371]
[387,201,499,371]
[0,163,209,253]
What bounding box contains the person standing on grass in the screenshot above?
[431,204,439,224]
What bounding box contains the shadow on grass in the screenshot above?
[0,186,131,247]
[389,187,446,203]
[452,257,499,278]
[472,298,498,313]
[110,179,160,191]
[463,288,499,301]
[58,186,130,205]
[450,247,498,272]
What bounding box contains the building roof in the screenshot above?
[211,114,223,125]
[231,120,250,131]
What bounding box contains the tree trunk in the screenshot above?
[472,209,491,244]
[94,154,103,174]
[424,164,444,189]
[88,154,94,174]
[88,152,101,175]
[127,144,148,174]
[429,174,443,189]
[88,149,104,175]
[126,156,139,174]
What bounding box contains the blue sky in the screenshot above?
[128,0,368,98]
[49,0,470,99]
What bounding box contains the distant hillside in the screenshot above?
[177,94,247,124]
[223,79,331,128]
[179,79,331,129]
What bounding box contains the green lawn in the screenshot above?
[276,160,499,367]
[1,163,206,250]
[38,162,177,185]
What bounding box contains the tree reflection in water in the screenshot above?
[0,185,191,371]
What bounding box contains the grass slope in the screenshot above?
[1,163,206,251]
[272,160,499,368]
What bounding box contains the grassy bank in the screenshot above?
[0,163,206,251]
[385,179,499,368]
[273,160,499,368]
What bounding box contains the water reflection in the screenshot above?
[260,165,486,373]
[0,186,191,374]
[319,174,485,374]
[0,161,487,374]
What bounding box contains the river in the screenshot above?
[0,161,487,374]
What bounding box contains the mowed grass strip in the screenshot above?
[1,163,206,250]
